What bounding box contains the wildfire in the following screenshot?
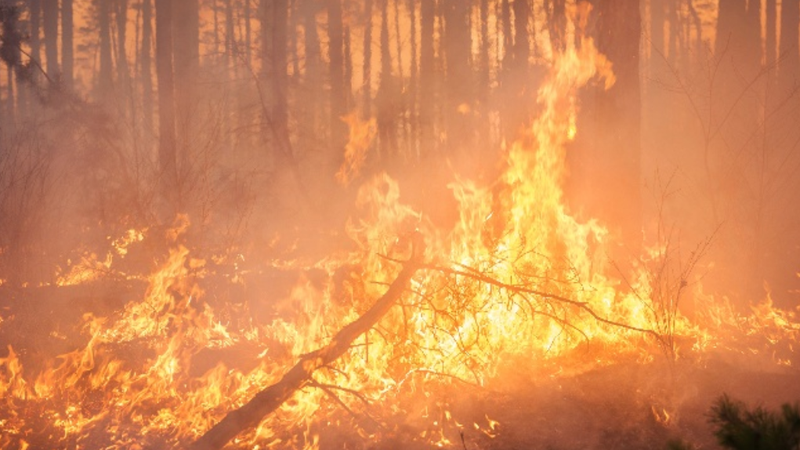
[1,21,799,450]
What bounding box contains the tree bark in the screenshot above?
[98,0,114,99]
[572,0,642,251]
[156,0,177,193]
[188,251,421,450]
[141,0,154,133]
[116,0,130,89]
[377,0,398,156]
[419,0,434,152]
[362,0,373,118]
[778,0,799,96]
[443,0,472,157]
[28,0,41,74]
[173,0,199,164]
[328,0,346,154]
[42,0,57,78]
[62,0,73,88]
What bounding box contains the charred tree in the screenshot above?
[62,0,73,88]
[173,0,199,165]
[546,0,566,51]
[376,0,398,157]
[443,0,472,159]
[28,0,41,76]
[97,0,114,99]
[272,0,290,162]
[42,0,57,78]
[141,0,154,134]
[407,0,418,155]
[778,0,799,97]
[571,0,642,252]
[303,0,322,138]
[363,0,374,118]
[244,0,252,64]
[419,0,435,153]
[328,0,347,156]
[115,0,130,89]
[189,247,422,450]
[156,0,177,196]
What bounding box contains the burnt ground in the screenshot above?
[2,282,800,450]
[406,357,800,450]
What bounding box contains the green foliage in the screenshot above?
[708,394,800,450]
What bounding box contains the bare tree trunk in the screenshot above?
[98,0,114,99]
[408,0,418,157]
[443,0,472,158]
[244,0,252,64]
[419,0,434,153]
[546,0,566,51]
[477,0,489,153]
[303,0,321,135]
[141,0,154,134]
[173,0,199,168]
[272,0,289,159]
[62,0,73,88]
[766,0,776,68]
[377,0,397,157]
[156,0,177,195]
[259,0,274,140]
[513,0,528,70]
[224,0,235,61]
[344,25,353,109]
[328,0,346,154]
[116,0,130,90]
[362,0,373,118]
[42,0,58,78]
[573,0,642,251]
[28,0,41,91]
[778,0,799,96]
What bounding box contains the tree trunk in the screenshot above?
[443,0,472,158]
[42,0,57,78]
[173,0,199,166]
[408,0,418,157]
[778,0,799,97]
[419,0,434,153]
[141,0,154,134]
[547,0,566,51]
[62,0,73,88]
[98,0,114,99]
[377,0,398,157]
[303,0,321,135]
[513,0,528,71]
[116,0,130,97]
[362,0,373,118]
[224,0,235,62]
[156,0,177,195]
[244,0,252,64]
[272,0,289,160]
[573,0,642,251]
[28,0,41,75]
[188,253,421,450]
[259,0,274,140]
[328,0,346,155]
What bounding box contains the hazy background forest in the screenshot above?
[0,0,798,309]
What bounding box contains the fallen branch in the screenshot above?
[188,239,423,450]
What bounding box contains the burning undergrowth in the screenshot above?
[1,28,799,450]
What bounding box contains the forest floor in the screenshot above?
[2,281,799,450]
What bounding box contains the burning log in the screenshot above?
[188,236,424,450]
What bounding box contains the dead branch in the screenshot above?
[187,237,423,450]
[421,263,660,339]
